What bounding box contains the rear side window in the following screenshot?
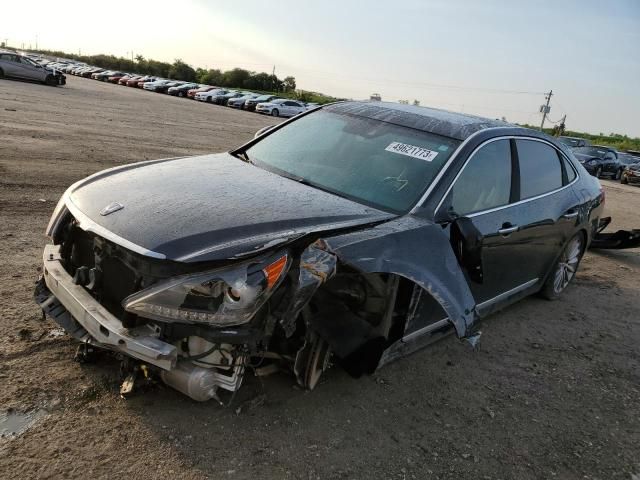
[450,139,512,215]
[516,140,563,199]
[564,157,577,183]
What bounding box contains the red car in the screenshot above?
[127,76,152,87]
[108,74,127,83]
[187,85,216,99]
[120,75,140,86]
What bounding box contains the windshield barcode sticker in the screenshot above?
[385,142,439,162]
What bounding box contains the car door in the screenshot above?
[442,138,530,307]
[18,57,45,81]
[0,54,21,77]
[510,138,583,296]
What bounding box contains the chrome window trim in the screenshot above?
[433,135,581,218]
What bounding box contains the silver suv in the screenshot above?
[0,52,66,86]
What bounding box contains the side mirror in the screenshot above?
[254,125,276,138]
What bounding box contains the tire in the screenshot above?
[178,91,185,97]
[206,97,212,103]
[540,233,584,300]
[595,166,602,178]
[0,68,4,79]
[271,108,279,117]
[614,168,622,181]
[44,74,57,86]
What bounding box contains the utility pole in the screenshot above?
[272,65,275,76]
[540,89,553,131]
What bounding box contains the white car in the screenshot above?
[194,89,226,102]
[143,79,171,91]
[255,99,307,117]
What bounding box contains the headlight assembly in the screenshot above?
[123,253,290,326]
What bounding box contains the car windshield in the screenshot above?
[574,146,609,158]
[255,95,273,101]
[20,57,37,67]
[246,110,460,213]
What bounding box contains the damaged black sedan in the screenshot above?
[36,102,605,402]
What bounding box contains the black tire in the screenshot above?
[540,233,585,300]
[178,91,185,97]
[44,74,57,86]
[271,108,279,117]
[614,168,622,180]
[595,166,602,178]
[206,97,212,103]
[0,68,4,79]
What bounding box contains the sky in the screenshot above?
[3,0,639,136]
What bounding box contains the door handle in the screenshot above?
[498,224,519,236]
[563,210,579,219]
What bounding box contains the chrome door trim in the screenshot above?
[402,318,450,342]
[476,278,539,313]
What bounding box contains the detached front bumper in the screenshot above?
[36,244,177,370]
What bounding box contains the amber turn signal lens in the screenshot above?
[262,255,288,289]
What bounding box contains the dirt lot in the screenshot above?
[0,76,639,480]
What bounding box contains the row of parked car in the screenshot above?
[558,136,640,185]
[59,63,316,118]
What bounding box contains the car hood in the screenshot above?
[65,153,395,263]
[574,153,601,163]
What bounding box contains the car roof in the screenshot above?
[325,101,511,141]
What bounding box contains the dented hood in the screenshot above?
[65,153,394,262]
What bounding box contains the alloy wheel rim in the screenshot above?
[553,237,582,293]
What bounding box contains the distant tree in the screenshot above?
[222,68,251,88]
[197,68,223,86]
[135,54,145,63]
[283,76,296,92]
[169,59,196,81]
[244,72,271,90]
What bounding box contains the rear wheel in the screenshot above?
[178,91,185,97]
[271,108,279,117]
[614,168,622,180]
[540,233,584,300]
[595,166,602,178]
[0,68,4,78]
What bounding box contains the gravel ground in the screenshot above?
[0,76,639,480]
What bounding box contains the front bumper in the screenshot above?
[623,172,640,183]
[37,244,177,370]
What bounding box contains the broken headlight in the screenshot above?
[123,253,290,326]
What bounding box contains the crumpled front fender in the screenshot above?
[322,216,478,339]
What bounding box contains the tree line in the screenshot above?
[21,48,338,104]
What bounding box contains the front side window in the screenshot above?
[449,139,512,215]
[246,110,460,213]
[517,140,563,199]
